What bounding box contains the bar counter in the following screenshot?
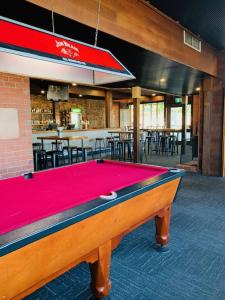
[32,128,120,150]
[32,128,118,134]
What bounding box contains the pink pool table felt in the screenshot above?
[0,160,168,235]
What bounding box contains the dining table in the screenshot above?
[108,130,134,140]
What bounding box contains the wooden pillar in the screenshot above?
[192,95,199,136]
[218,51,225,176]
[105,91,113,128]
[132,86,141,163]
[164,96,172,128]
[223,91,225,176]
[198,81,204,172]
[198,51,225,176]
[181,96,188,155]
[200,77,224,176]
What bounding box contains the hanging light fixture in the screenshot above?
[0,12,134,85]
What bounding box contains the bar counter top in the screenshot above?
[32,128,118,134]
[32,128,120,150]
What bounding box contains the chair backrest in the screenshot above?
[32,143,41,150]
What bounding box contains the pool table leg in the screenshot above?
[89,240,112,299]
[155,205,171,248]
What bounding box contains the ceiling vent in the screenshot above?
[183,30,201,52]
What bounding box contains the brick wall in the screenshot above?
[30,94,53,129]
[0,73,33,179]
[31,94,53,110]
[30,95,120,129]
[59,98,106,128]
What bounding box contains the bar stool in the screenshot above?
[33,149,47,171]
[62,146,77,164]
[123,139,133,161]
[140,138,147,162]
[159,136,170,155]
[116,140,124,160]
[144,136,155,154]
[116,139,133,161]
[105,137,112,156]
[95,138,106,158]
[169,135,179,155]
[70,146,78,164]
[76,146,93,162]
[151,135,160,155]
[107,139,116,159]
[112,135,120,141]
[51,142,63,151]
[46,150,65,168]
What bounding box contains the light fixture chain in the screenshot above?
[51,11,55,33]
[94,0,101,47]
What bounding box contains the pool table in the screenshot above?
[0,160,184,299]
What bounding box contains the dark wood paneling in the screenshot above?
[217,51,225,175]
[192,95,199,136]
[201,77,224,176]
[198,82,204,172]
[223,92,225,176]
[181,96,188,155]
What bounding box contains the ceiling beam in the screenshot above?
[113,95,164,103]
[27,0,217,76]
[140,95,165,101]
[69,86,106,97]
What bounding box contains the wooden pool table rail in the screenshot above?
[0,177,180,299]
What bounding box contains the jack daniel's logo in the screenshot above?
[55,40,80,58]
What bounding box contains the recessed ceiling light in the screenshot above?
[196,87,200,91]
[78,94,83,97]
[152,93,156,96]
[72,82,77,86]
[40,90,45,94]
[160,78,166,83]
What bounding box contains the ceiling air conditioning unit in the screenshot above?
[183,30,201,52]
[47,85,69,101]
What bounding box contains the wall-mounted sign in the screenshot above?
[0,17,135,85]
[175,97,182,103]
[0,108,19,139]
[71,108,81,113]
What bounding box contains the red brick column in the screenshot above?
[0,73,34,179]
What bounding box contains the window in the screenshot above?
[170,105,191,129]
[186,104,191,128]
[142,102,164,128]
[171,107,182,129]
[121,102,165,129]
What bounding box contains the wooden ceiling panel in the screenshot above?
[26,0,217,76]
